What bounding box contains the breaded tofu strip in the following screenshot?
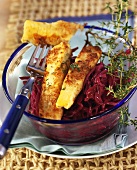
[56,45,102,109]
[21,20,84,46]
[38,41,72,120]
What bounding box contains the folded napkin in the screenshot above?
[0,13,135,156]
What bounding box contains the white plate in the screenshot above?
[1,13,137,159]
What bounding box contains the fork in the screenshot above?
[0,44,50,159]
[114,113,128,147]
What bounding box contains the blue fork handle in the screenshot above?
[0,94,29,159]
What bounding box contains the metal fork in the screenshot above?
[0,45,50,159]
[114,113,128,147]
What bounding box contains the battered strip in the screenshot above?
[21,20,84,46]
[56,45,102,109]
[38,41,72,119]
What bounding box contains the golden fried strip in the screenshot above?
[21,20,84,46]
[38,42,72,120]
[56,45,102,109]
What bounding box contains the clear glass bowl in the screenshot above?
[2,26,137,145]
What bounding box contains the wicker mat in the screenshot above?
[1,0,137,169]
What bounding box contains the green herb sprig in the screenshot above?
[88,0,137,128]
[104,0,137,96]
[70,63,80,71]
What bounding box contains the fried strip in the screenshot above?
[38,42,72,119]
[56,45,102,109]
[21,20,84,46]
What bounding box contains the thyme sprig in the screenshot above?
[88,0,137,128]
[105,0,137,96]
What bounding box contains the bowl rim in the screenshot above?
[2,25,137,124]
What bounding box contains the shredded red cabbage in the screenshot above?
[28,77,43,116]
[23,62,120,120]
[63,62,120,120]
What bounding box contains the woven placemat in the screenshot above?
[1,0,137,169]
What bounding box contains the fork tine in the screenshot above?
[27,44,52,76]
[28,44,41,66]
[41,46,52,70]
[35,45,47,68]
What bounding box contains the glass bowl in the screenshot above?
[2,26,137,145]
